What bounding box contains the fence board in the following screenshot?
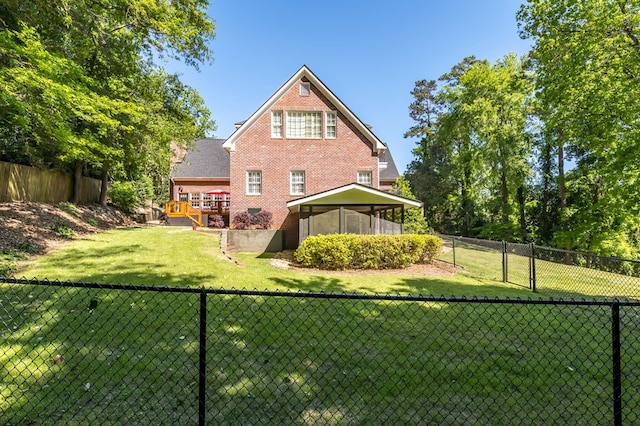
[0,161,100,203]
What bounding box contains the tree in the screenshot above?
[391,176,429,234]
[518,0,640,255]
[0,0,216,206]
[406,55,534,240]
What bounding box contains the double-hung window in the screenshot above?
[325,111,337,138]
[290,171,305,195]
[247,171,262,195]
[271,111,282,138]
[357,171,372,187]
[286,111,322,138]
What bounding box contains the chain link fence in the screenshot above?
[2,278,640,425]
[438,235,640,300]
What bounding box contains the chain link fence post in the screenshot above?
[452,236,456,268]
[502,240,507,283]
[530,243,537,293]
[199,287,207,426]
[612,302,622,426]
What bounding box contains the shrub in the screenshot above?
[52,222,76,239]
[417,234,443,263]
[108,181,138,213]
[253,210,273,229]
[208,214,225,228]
[294,234,443,270]
[232,210,273,229]
[232,211,253,230]
[294,234,353,270]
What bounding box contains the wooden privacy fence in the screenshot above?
[0,161,101,204]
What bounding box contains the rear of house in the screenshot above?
[169,65,420,248]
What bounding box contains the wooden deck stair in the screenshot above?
[165,201,204,227]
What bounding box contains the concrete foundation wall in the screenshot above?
[228,230,284,253]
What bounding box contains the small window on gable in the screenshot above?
[271,111,282,138]
[300,82,311,96]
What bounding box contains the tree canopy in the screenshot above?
[0,0,215,205]
[405,0,640,257]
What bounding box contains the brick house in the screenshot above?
[170,65,422,248]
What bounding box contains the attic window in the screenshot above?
[299,82,311,96]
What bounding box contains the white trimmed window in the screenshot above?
[271,111,282,138]
[202,194,212,209]
[325,111,337,138]
[290,171,305,195]
[246,171,262,195]
[190,193,200,208]
[286,111,322,139]
[357,171,372,187]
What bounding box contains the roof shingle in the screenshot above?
[170,138,229,178]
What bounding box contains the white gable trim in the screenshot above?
[286,183,422,212]
[223,65,387,155]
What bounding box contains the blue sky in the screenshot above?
[166,1,532,174]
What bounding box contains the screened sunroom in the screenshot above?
[286,183,423,245]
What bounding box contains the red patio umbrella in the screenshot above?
[205,189,229,195]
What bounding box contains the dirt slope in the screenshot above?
[0,201,134,254]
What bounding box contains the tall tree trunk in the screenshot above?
[99,167,109,206]
[540,141,553,243]
[557,141,566,209]
[517,186,527,239]
[71,160,83,204]
[500,167,509,223]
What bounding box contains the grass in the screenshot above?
[438,240,640,300]
[2,227,639,424]
[15,227,528,297]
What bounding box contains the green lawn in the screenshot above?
[14,227,530,298]
[2,227,639,425]
[438,240,640,300]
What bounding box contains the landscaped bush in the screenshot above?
[232,210,273,230]
[232,211,253,230]
[208,214,225,228]
[294,234,443,270]
[252,210,273,229]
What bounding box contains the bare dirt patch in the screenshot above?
[0,201,135,254]
[272,250,457,277]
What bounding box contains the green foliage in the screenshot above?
[406,55,533,240]
[294,234,443,270]
[108,181,139,213]
[515,0,640,254]
[51,222,76,239]
[0,1,216,203]
[391,177,429,233]
[85,218,98,227]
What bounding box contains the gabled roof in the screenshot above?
[171,138,230,179]
[286,183,422,212]
[223,65,388,155]
[379,147,400,182]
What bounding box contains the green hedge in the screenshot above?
[294,234,443,270]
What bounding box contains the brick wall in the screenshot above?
[230,78,380,248]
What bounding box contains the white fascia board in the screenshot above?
[287,183,422,212]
